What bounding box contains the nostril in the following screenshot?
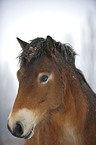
[13,121,24,137]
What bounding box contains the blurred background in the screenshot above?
[0,0,96,144]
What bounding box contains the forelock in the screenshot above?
[18,36,76,67]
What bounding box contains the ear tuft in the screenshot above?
[16,37,29,50]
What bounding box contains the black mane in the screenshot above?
[18,36,76,67]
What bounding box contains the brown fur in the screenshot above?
[9,36,96,145]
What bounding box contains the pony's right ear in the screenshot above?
[46,36,56,57]
[16,37,29,50]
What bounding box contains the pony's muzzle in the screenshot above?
[7,120,24,138]
[7,109,38,139]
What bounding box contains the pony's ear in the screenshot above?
[16,37,29,50]
[46,36,56,56]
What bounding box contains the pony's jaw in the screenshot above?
[7,108,39,139]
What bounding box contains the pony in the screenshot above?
[7,36,96,145]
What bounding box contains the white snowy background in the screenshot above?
[0,0,96,144]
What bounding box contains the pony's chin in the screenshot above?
[24,127,35,139]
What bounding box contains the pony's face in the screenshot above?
[7,55,64,139]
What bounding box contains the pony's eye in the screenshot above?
[39,75,49,84]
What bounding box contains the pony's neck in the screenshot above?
[64,69,87,126]
[26,110,83,145]
[25,118,61,145]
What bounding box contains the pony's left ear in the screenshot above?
[17,37,29,50]
[46,36,56,56]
